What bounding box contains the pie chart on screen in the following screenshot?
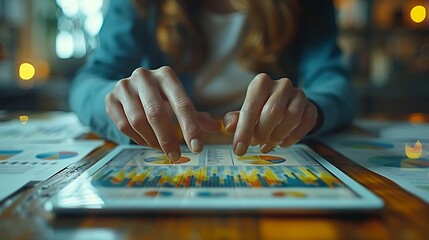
[144,190,173,197]
[197,191,228,198]
[36,151,78,160]
[144,155,191,165]
[238,155,286,165]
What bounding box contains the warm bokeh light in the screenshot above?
[408,113,426,123]
[410,5,426,23]
[19,63,35,80]
[19,115,29,125]
[35,60,50,80]
[405,140,422,159]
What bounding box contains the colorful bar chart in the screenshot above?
[91,165,343,189]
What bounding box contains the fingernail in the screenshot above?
[224,123,233,134]
[235,142,247,156]
[220,121,227,133]
[260,144,274,153]
[167,151,180,163]
[220,121,232,135]
[191,138,203,153]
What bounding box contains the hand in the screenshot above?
[105,66,221,162]
[223,73,319,156]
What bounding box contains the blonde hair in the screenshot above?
[134,0,300,73]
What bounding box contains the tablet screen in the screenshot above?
[47,145,383,212]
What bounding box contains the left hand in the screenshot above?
[223,73,319,156]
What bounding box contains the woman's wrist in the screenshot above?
[308,101,324,134]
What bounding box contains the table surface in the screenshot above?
[1,132,429,240]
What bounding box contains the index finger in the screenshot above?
[233,73,271,156]
[133,68,181,162]
[155,66,203,153]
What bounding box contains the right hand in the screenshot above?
[105,66,221,162]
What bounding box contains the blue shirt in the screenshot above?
[70,0,355,144]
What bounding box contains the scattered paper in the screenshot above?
[0,140,103,202]
[0,111,89,144]
[322,134,429,203]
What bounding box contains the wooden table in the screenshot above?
[1,133,429,240]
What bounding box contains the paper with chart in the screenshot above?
[0,140,103,202]
[0,111,89,144]
[322,135,429,203]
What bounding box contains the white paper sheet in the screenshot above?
[0,111,89,144]
[322,135,429,203]
[355,119,429,140]
[0,170,42,203]
[0,140,104,202]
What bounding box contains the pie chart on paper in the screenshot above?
[36,151,78,160]
[0,150,23,160]
[368,156,429,168]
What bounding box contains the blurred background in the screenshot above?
[0,0,428,117]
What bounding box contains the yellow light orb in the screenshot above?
[411,5,426,23]
[19,63,35,80]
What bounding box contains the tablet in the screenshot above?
[45,144,383,214]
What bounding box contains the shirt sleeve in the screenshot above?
[69,0,148,144]
[298,0,355,135]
